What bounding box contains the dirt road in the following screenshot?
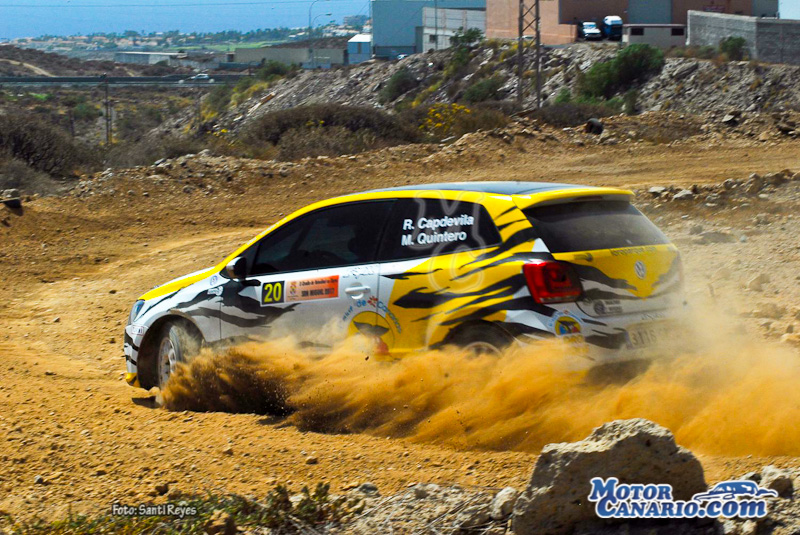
[2,128,800,523]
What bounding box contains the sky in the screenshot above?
[781,0,800,20]
[0,0,368,39]
[0,0,797,40]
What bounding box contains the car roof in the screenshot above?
[362,181,589,196]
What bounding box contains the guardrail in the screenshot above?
[0,74,249,86]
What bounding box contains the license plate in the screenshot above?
[625,322,673,350]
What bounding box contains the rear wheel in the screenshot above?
[448,324,514,357]
[156,322,200,388]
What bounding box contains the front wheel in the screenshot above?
[156,322,200,388]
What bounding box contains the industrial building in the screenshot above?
[689,10,800,64]
[371,0,485,59]
[234,37,349,68]
[486,0,778,45]
[417,7,486,52]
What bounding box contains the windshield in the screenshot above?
[524,201,669,253]
[584,23,597,29]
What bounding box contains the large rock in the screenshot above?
[512,419,706,535]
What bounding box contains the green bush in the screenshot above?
[244,104,420,159]
[379,67,419,103]
[72,102,102,122]
[720,36,747,61]
[450,27,483,48]
[256,60,293,80]
[554,88,572,104]
[463,76,504,103]
[623,89,638,115]
[246,104,418,146]
[205,84,233,115]
[578,44,664,99]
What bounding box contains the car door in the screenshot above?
[219,200,393,350]
[375,197,503,354]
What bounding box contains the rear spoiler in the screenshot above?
[512,187,634,210]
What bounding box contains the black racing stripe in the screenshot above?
[139,289,180,317]
[498,321,556,339]
[453,252,552,281]
[464,227,539,267]
[580,317,607,326]
[124,332,140,352]
[218,304,298,329]
[573,264,637,291]
[439,295,555,327]
[173,289,214,312]
[382,268,442,280]
[495,218,528,232]
[498,205,519,217]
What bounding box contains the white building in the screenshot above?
[348,33,373,63]
[623,24,687,48]
[417,7,486,52]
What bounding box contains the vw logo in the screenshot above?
[634,261,647,280]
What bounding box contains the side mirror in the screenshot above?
[225,256,247,280]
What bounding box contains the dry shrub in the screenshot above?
[106,136,206,168]
[0,112,95,177]
[528,102,616,128]
[277,126,382,161]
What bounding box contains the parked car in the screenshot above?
[602,16,624,40]
[123,182,686,388]
[579,22,603,41]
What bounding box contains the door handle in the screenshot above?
[345,285,370,297]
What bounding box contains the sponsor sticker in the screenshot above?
[285,276,339,302]
[589,478,775,519]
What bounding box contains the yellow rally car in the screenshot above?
[124,182,685,388]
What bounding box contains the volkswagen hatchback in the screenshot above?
[124,182,685,389]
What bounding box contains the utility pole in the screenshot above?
[516,0,542,110]
[101,73,111,146]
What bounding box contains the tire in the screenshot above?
[448,324,514,357]
[156,322,200,388]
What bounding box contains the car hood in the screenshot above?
[138,267,218,301]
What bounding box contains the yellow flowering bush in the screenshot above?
[419,103,471,138]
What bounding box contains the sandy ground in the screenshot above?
[2,130,800,524]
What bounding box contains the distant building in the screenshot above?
[372,0,486,59]
[348,33,373,63]
[344,14,370,28]
[623,24,687,48]
[417,8,485,52]
[114,51,178,65]
[234,37,349,68]
[486,0,778,45]
[689,10,800,64]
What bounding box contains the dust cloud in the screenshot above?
[162,307,800,456]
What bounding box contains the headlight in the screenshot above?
[129,300,145,325]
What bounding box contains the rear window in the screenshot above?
[524,200,669,253]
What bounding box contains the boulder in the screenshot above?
[512,419,706,535]
[490,487,518,520]
[760,466,793,498]
[673,189,695,201]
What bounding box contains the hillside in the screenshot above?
[0,44,186,76]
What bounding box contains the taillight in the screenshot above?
[523,261,583,304]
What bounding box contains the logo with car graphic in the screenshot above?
[589,478,776,519]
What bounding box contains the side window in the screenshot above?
[250,200,394,275]
[378,198,501,261]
